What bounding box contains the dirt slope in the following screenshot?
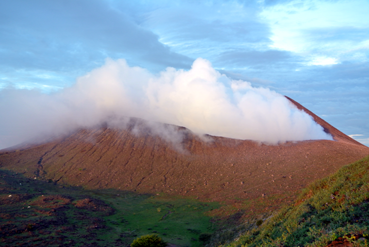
[0,97,368,204]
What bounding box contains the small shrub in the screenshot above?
[199,233,212,244]
[26,224,34,231]
[130,234,167,247]
[256,220,263,227]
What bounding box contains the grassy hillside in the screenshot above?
[224,155,369,247]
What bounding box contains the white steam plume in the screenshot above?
[0,58,332,150]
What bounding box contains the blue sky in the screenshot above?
[0,0,368,146]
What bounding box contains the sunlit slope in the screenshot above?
[0,97,368,206]
[0,127,368,205]
[225,155,369,247]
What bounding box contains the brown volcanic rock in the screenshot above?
[0,98,368,204]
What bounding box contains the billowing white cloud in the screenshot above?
[0,58,332,150]
[0,0,367,147]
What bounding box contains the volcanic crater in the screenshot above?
[0,97,368,205]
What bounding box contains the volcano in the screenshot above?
[0,97,368,204]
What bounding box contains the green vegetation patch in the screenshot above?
[131,234,167,247]
[225,155,369,247]
[0,170,219,247]
[97,190,219,246]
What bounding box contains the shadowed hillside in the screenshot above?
[0,169,218,246]
[0,97,368,208]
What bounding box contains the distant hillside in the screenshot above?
[1,123,368,204]
[0,97,368,218]
[222,155,369,247]
[1,97,369,246]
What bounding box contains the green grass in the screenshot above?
[0,170,219,246]
[224,155,369,247]
[93,190,219,246]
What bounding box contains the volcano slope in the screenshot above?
[0,97,368,211]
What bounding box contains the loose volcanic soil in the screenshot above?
[1,97,368,212]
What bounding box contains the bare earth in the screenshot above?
[0,97,368,208]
